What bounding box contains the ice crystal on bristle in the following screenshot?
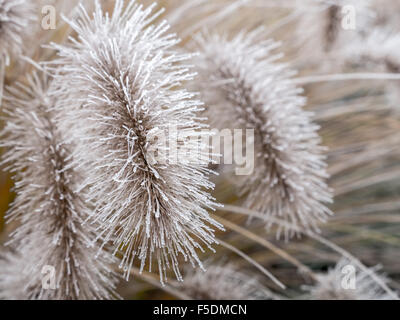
[181,260,279,300]
[0,72,119,300]
[304,259,397,300]
[49,0,223,283]
[192,31,332,238]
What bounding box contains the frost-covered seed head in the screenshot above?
[0,0,36,64]
[0,72,119,300]
[0,249,31,300]
[304,259,397,300]
[192,31,333,238]
[180,260,279,300]
[294,0,373,67]
[49,0,224,283]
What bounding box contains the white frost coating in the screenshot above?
[192,31,333,238]
[0,0,36,64]
[294,0,373,69]
[0,72,119,300]
[181,260,279,300]
[304,258,398,300]
[0,0,36,104]
[49,0,224,283]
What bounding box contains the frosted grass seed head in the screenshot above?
[0,0,36,64]
[49,0,224,284]
[0,0,36,105]
[0,249,30,300]
[304,259,397,300]
[181,260,279,300]
[0,72,119,299]
[294,0,373,69]
[192,30,333,239]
